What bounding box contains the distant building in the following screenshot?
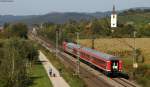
[111,5,117,28]
[0,26,4,32]
[32,27,37,35]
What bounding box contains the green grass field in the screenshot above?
[29,63,53,87]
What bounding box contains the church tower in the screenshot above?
[111,5,117,28]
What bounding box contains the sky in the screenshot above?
[0,0,150,15]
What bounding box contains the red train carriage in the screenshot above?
[63,41,122,75]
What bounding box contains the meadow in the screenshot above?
[79,38,150,65]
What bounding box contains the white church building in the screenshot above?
[111,5,117,28]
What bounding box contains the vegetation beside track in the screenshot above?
[0,23,45,87]
[0,23,53,87]
[29,62,53,87]
[39,45,86,87]
[121,56,150,87]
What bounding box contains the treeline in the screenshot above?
[120,8,150,15]
[36,16,150,43]
[0,23,38,87]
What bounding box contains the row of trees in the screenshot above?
[37,17,150,44]
[0,23,38,87]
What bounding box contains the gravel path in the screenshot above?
[39,51,70,87]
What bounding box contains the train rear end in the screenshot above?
[106,60,122,76]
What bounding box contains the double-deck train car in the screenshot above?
[63,41,122,75]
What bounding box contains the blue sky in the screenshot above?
[0,0,150,15]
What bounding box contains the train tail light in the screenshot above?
[119,60,122,72]
[107,61,111,71]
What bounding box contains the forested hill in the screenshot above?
[0,15,36,25]
[0,7,150,26]
[15,12,99,25]
[0,12,111,25]
[119,7,150,25]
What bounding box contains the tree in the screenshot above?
[3,22,10,29]
[114,24,135,37]
[140,24,150,36]
[4,23,28,38]
[0,38,38,87]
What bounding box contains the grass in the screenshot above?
[29,63,53,87]
[39,45,86,87]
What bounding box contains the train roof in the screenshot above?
[67,42,118,60]
[67,43,81,48]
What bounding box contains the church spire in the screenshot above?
[111,5,117,28]
[112,5,116,14]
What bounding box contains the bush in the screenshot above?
[135,64,150,87]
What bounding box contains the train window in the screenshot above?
[95,59,106,65]
[67,46,71,49]
[81,52,85,56]
[82,53,84,56]
[85,54,88,57]
[91,56,95,59]
[84,54,86,56]
[81,53,86,57]
[86,54,89,58]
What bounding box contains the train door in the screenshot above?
[111,60,119,72]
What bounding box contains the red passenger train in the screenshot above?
[62,41,122,75]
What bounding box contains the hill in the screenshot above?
[0,7,150,26]
[0,12,110,25]
[116,8,150,31]
[0,15,36,25]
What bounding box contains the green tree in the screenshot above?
[0,38,38,87]
[4,23,28,38]
[140,24,150,36]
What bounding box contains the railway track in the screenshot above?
[29,34,140,87]
[112,78,138,87]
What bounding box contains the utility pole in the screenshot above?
[76,32,80,76]
[111,29,115,37]
[12,49,15,78]
[56,30,59,57]
[92,35,95,49]
[133,31,137,66]
[133,31,138,79]
[133,31,136,63]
